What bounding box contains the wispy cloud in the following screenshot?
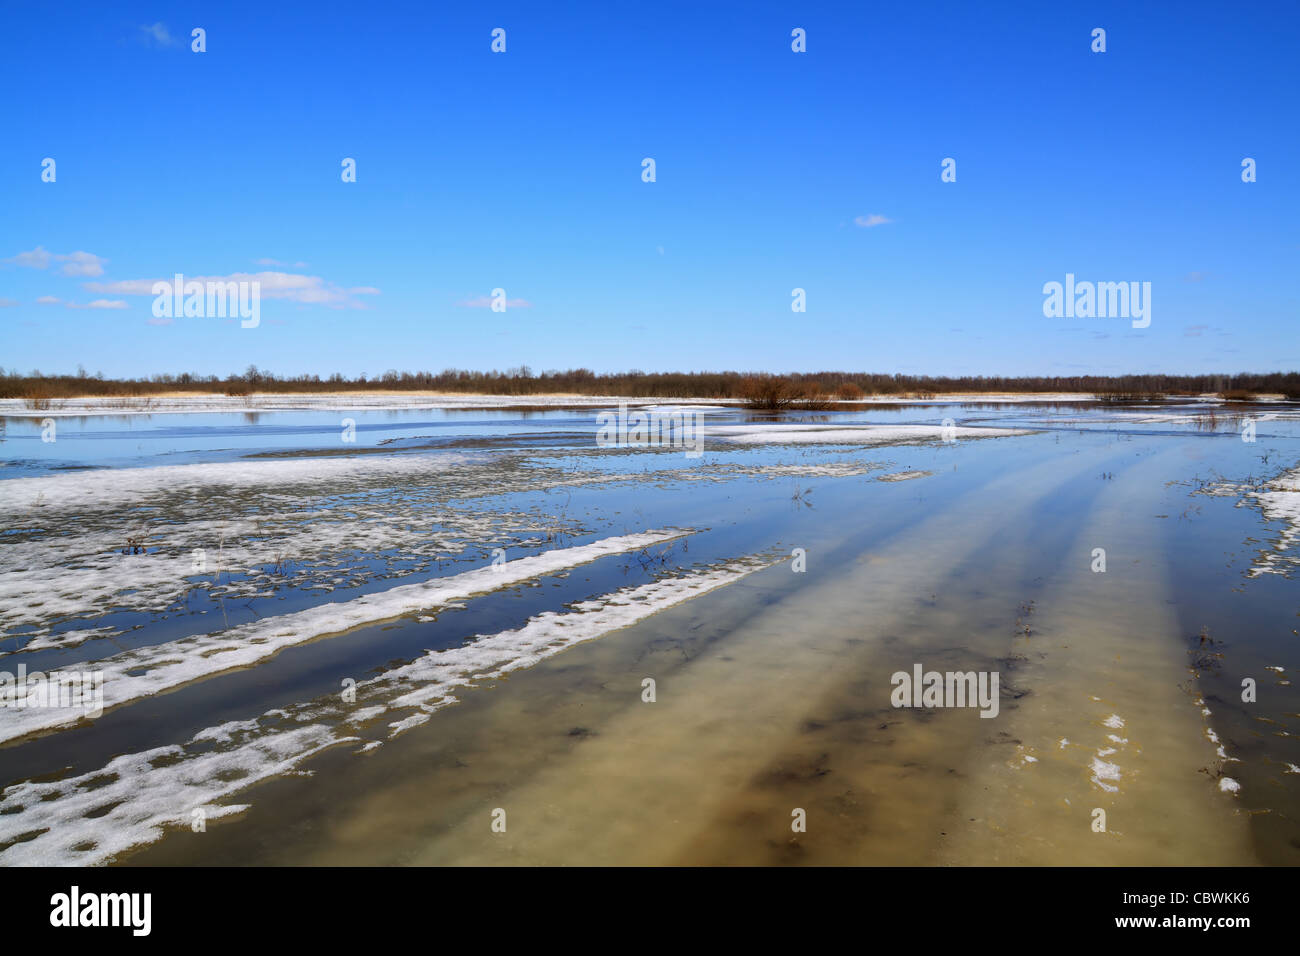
[457,295,533,308]
[58,251,108,277]
[854,214,893,228]
[140,22,176,47]
[4,247,107,277]
[256,258,310,269]
[34,295,127,309]
[72,299,128,310]
[7,248,51,269]
[86,271,381,309]
[0,298,18,308]
[35,295,127,309]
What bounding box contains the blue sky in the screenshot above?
[2,1,1296,379]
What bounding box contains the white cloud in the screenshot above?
[84,279,163,295]
[70,299,128,310]
[5,247,107,276]
[35,295,127,309]
[141,22,175,46]
[57,251,108,277]
[256,258,310,269]
[457,295,533,308]
[85,271,380,309]
[854,214,894,228]
[7,247,52,269]
[0,298,18,308]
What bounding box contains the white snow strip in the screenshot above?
[0,453,481,512]
[0,529,691,744]
[0,724,348,865]
[0,553,773,865]
[0,394,742,418]
[638,404,730,413]
[702,423,1031,446]
[5,627,119,656]
[0,452,904,645]
[191,718,261,744]
[0,391,1124,419]
[1202,467,1300,577]
[0,504,564,642]
[877,470,933,482]
[366,553,777,733]
[1249,468,1300,575]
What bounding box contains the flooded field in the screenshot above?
[1,398,1297,866]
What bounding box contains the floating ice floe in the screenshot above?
[0,724,347,866]
[877,470,933,482]
[1198,467,1300,577]
[1091,757,1122,792]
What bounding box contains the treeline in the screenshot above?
[2,366,1298,401]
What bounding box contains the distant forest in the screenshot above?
[3,366,1299,404]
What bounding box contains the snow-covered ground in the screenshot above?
[1198,467,1300,576]
[1,393,736,418]
[1249,468,1300,576]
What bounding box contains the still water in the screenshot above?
[0,400,1296,865]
